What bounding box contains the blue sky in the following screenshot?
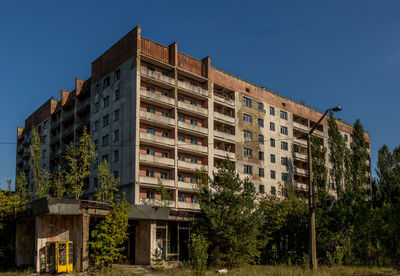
[1,0,399,189]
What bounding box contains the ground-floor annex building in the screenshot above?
[14,26,371,272]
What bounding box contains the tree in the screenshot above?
[64,127,96,199]
[89,198,130,266]
[15,171,30,206]
[51,167,66,199]
[311,136,328,198]
[158,179,172,207]
[30,128,50,198]
[327,112,346,197]
[194,159,263,268]
[95,160,119,204]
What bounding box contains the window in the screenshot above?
[162,152,169,158]
[113,171,119,179]
[259,184,265,193]
[329,183,335,190]
[243,96,252,107]
[161,131,169,137]
[146,128,155,135]
[270,138,275,147]
[115,69,121,81]
[178,96,185,102]
[258,134,264,144]
[270,170,276,179]
[281,126,288,135]
[329,169,334,176]
[192,195,198,203]
[162,91,169,97]
[161,172,168,179]
[259,168,265,177]
[178,174,185,181]
[190,176,196,183]
[344,134,348,142]
[270,154,276,163]
[147,107,155,114]
[178,135,185,142]
[280,111,288,120]
[258,118,264,127]
[43,150,47,158]
[258,102,264,111]
[146,170,154,177]
[259,151,264,160]
[243,113,252,123]
[329,154,333,163]
[114,130,119,142]
[178,193,186,202]
[115,90,120,101]
[190,99,197,106]
[271,186,276,195]
[191,119,197,126]
[102,154,109,162]
[179,154,185,161]
[147,86,155,92]
[281,157,288,166]
[244,165,253,175]
[114,109,120,121]
[103,96,110,108]
[95,102,100,113]
[94,139,99,150]
[244,130,252,141]
[270,122,275,131]
[244,148,252,158]
[102,115,109,127]
[190,157,198,163]
[190,137,198,145]
[281,173,290,182]
[95,84,100,94]
[270,106,275,115]
[161,111,169,118]
[103,76,110,88]
[178,115,185,122]
[102,135,109,146]
[146,190,155,199]
[281,141,288,150]
[147,148,155,155]
[113,150,119,162]
[43,120,48,129]
[93,177,98,188]
[94,121,99,131]
[42,135,47,143]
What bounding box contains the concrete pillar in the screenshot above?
[81,214,90,271]
[135,220,156,265]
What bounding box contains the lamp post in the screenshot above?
[301,106,342,270]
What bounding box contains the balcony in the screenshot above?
[139,132,175,147]
[140,110,175,127]
[214,148,235,160]
[294,182,309,191]
[214,112,235,125]
[178,80,208,98]
[76,118,90,130]
[50,133,61,145]
[178,141,208,154]
[178,160,207,171]
[177,201,200,210]
[139,153,175,167]
[177,101,208,116]
[139,198,176,208]
[294,167,309,176]
[140,89,175,106]
[178,121,208,135]
[76,98,90,111]
[22,150,30,159]
[214,93,235,107]
[214,130,235,142]
[50,148,61,160]
[62,110,74,122]
[17,144,24,153]
[139,176,175,187]
[293,152,308,162]
[140,67,175,86]
[62,126,74,138]
[177,181,198,191]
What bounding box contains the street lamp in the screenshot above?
[300,106,341,270]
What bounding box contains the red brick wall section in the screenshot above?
[178,53,202,76]
[74,78,85,96]
[60,90,73,106]
[17,126,24,138]
[141,38,169,64]
[91,26,140,84]
[25,99,57,131]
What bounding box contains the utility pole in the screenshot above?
[301,106,342,270]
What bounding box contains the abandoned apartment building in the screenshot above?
[13,26,371,272]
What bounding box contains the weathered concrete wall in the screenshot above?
[135,220,153,265]
[15,219,35,267]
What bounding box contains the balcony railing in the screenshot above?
[76,98,90,111]
[139,132,175,147]
[139,198,176,208]
[214,148,235,160]
[214,112,235,125]
[177,80,208,97]
[177,181,198,190]
[62,126,74,138]
[214,93,235,107]
[139,176,175,187]
[294,182,309,191]
[177,141,208,154]
[140,67,175,86]
[178,160,207,171]
[140,110,175,126]
[177,101,208,116]
[293,152,308,161]
[214,130,235,142]
[140,89,175,106]
[139,153,175,167]
[294,167,309,176]
[178,121,208,135]
[177,201,200,210]
[62,110,74,122]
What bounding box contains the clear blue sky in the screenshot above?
[1,0,399,189]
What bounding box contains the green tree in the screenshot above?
[89,198,130,266]
[51,167,66,199]
[64,127,96,199]
[15,171,30,205]
[194,159,263,268]
[95,160,119,203]
[311,136,328,198]
[30,128,50,198]
[190,233,209,275]
[327,112,346,197]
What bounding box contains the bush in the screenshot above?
[190,233,208,276]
